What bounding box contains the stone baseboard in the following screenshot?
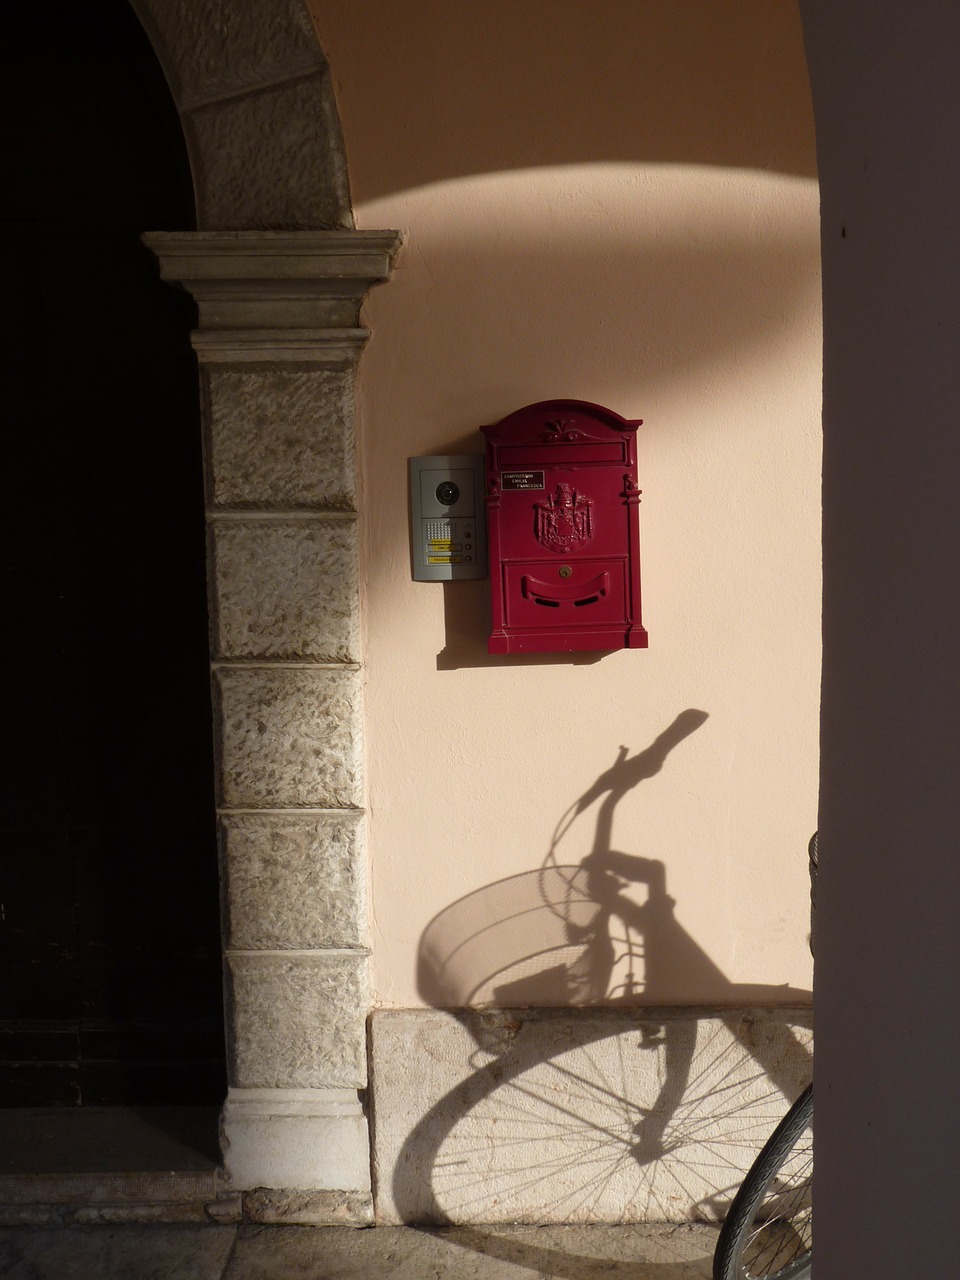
[370,1006,812,1225]
[240,1186,372,1225]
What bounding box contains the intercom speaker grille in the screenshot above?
[426,520,452,540]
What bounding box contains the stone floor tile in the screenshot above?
[223,1222,717,1279]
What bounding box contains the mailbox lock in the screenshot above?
[558,565,573,579]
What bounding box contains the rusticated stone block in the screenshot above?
[221,811,365,950]
[204,366,356,510]
[187,74,350,230]
[215,666,361,808]
[226,952,368,1088]
[211,518,359,662]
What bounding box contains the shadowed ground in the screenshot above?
[0,1222,718,1279]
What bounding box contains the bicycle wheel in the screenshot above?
[713,1083,813,1280]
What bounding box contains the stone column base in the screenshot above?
[221,1087,372,1223]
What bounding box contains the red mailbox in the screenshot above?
[482,400,648,654]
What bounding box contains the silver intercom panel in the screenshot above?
[409,455,487,581]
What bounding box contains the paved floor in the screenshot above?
[0,1109,720,1276]
[0,1223,719,1279]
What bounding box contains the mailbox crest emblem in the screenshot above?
[535,483,593,553]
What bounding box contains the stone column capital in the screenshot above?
[143,229,403,334]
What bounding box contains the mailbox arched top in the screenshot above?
[481,400,642,446]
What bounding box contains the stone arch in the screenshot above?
[131,0,352,230]
[132,0,400,1223]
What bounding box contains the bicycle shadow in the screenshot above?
[386,709,813,1272]
[417,708,810,1019]
[415,1224,720,1279]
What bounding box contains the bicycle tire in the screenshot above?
[713,1083,813,1280]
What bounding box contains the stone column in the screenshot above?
[144,231,401,1223]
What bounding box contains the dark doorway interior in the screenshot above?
[1,2,225,1107]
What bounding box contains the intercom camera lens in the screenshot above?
[436,481,460,506]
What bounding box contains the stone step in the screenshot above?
[0,1106,234,1224]
[0,1170,239,1226]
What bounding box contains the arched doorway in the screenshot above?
[1,1,223,1110]
[2,0,399,1218]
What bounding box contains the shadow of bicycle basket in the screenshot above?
[417,863,609,1008]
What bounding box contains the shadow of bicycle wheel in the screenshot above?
[382,1006,812,1231]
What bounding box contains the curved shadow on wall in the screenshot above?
[390,711,813,1264]
[314,0,816,202]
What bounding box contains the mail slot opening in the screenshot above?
[574,595,599,607]
[533,597,561,607]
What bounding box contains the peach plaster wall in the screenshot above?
[309,0,821,1009]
